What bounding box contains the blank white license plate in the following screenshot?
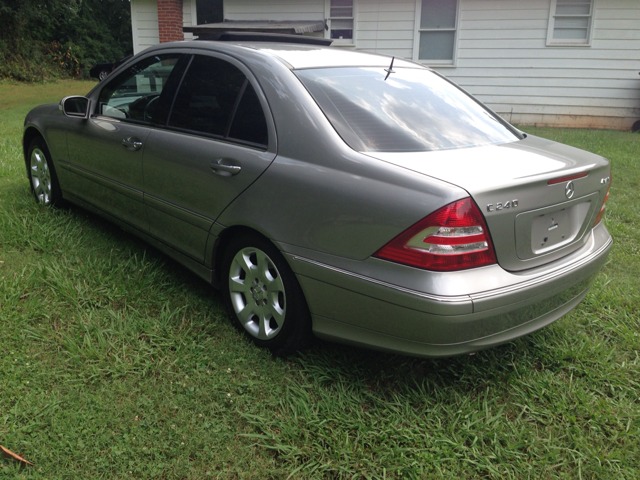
[531,208,575,254]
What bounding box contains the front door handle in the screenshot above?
[210,158,242,177]
[122,136,143,151]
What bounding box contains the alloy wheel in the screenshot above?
[30,147,52,205]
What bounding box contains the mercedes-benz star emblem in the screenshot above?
[565,181,575,199]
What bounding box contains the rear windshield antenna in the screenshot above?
[384,56,395,81]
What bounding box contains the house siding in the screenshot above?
[131,0,159,54]
[356,0,415,58]
[129,0,640,129]
[220,0,640,128]
[183,0,196,40]
[224,0,324,21]
[444,0,640,129]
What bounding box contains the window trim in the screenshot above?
[325,0,356,47]
[96,50,275,152]
[169,52,274,151]
[413,0,459,66]
[546,0,595,47]
[95,52,187,125]
[166,53,271,150]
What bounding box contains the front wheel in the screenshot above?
[27,138,62,206]
[222,234,312,356]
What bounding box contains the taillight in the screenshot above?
[374,197,497,271]
[593,181,611,226]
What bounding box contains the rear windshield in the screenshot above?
[295,67,521,152]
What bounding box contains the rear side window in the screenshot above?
[169,55,268,148]
[295,67,520,152]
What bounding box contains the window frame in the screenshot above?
[294,66,522,153]
[325,0,356,47]
[546,0,595,47]
[165,53,272,151]
[95,53,186,125]
[95,50,275,151]
[413,0,459,66]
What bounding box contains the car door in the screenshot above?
[64,53,185,230]
[142,53,276,263]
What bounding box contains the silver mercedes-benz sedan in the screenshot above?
[23,36,612,358]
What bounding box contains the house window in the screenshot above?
[196,0,223,24]
[416,0,458,64]
[547,0,594,46]
[327,0,354,45]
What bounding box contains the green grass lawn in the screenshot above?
[1,80,638,479]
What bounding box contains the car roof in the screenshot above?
[153,40,422,71]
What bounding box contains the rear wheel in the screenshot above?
[27,138,62,206]
[222,234,312,356]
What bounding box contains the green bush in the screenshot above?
[0,45,68,82]
[47,41,82,78]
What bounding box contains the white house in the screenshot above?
[130,0,640,130]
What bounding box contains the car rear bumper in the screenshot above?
[287,224,612,358]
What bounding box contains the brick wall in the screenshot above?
[158,0,184,43]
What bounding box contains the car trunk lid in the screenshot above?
[364,135,611,272]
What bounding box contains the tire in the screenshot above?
[27,138,62,207]
[222,233,312,356]
[98,70,109,81]
[632,120,640,133]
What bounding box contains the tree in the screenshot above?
[0,0,132,81]
[71,0,133,66]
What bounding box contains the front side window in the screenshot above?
[547,0,594,46]
[168,55,268,147]
[327,0,354,45]
[416,0,458,64]
[296,67,520,153]
[98,54,182,123]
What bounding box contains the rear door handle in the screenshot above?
[122,136,143,151]
[210,158,241,176]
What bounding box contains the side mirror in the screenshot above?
[60,96,90,119]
